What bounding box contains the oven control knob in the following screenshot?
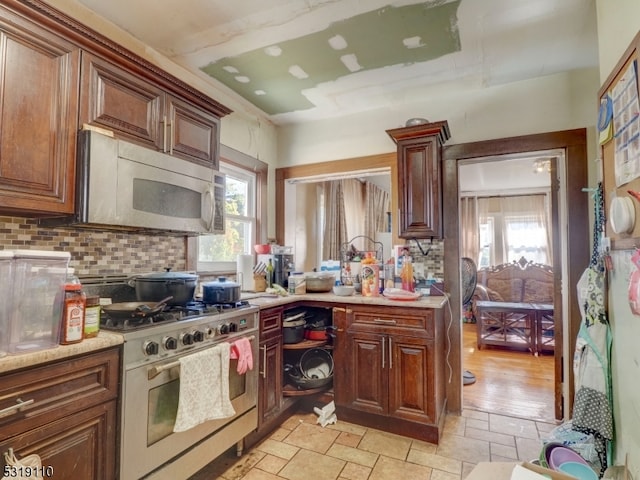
[192,330,205,342]
[180,332,194,346]
[229,322,238,333]
[163,336,178,350]
[143,341,159,356]
[204,327,215,338]
[219,323,230,335]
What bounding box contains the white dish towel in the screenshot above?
[173,343,236,433]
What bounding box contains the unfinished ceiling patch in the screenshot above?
[200,1,461,115]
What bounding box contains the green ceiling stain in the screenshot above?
[201,1,461,115]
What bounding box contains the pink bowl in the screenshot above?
[548,446,588,470]
[254,244,271,254]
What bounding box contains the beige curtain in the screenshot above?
[322,181,348,260]
[341,179,365,250]
[460,196,479,262]
[500,194,551,264]
[364,182,390,241]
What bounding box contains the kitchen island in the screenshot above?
[247,291,450,445]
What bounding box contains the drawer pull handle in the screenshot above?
[381,337,386,368]
[0,398,35,418]
[373,318,397,325]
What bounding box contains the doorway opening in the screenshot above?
[441,129,590,423]
[458,151,559,423]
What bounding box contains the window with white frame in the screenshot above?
[197,163,256,272]
[477,217,494,268]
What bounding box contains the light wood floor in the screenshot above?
[462,322,556,423]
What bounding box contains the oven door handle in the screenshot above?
[148,335,257,380]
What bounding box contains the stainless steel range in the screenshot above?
[88,279,259,480]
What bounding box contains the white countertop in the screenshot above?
[0,331,124,375]
[243,291,449,309]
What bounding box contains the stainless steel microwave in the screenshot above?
[41,130,225,235]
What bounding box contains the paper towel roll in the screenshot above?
[237,254,254,291]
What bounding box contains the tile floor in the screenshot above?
[190,408,559,480]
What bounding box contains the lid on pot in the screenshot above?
[137,269,198,282]
[203,276,241,288]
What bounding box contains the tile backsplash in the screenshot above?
[402,239,445,280]
[0,217,186,276]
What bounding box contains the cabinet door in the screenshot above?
[341,330,387,414]
[166,95,220,169]
[80,52,163,149]
[397,135,441,238]
[0,400,117,480]
[0,10,79,214]
[387,334,436,424]
[258,335,282,427]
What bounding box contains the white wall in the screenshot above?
[596,1,640,475]
[278,68,599,165]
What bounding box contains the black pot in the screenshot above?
[130,269,198,305]
[283,312,305,344]
[202,277,241,304]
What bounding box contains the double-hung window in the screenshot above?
[197,162,256,272]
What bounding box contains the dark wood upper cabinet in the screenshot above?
[0,4,80,215]
[387,121,450,239]
[80,53,222,168]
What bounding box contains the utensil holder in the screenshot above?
[253,274,267,292]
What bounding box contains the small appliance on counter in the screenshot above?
[257,250,294,288]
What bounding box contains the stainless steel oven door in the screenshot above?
[120,336,258,480]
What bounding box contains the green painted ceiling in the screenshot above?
[201,1,461,115]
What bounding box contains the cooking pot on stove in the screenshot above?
[129,269,198,305]
[202,277,241,304]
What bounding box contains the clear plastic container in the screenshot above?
[0,251,14,357]
[8,250,70,354]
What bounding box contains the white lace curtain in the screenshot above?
[322,179,389,260]
[461,193,552,266]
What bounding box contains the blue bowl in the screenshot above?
[558,462,598,480]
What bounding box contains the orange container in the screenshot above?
[361,264,380,297]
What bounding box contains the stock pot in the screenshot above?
[202,277,241,304]
[130,269,198,305]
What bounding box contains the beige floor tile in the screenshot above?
[490,443,518,460]
[515,436,544,461]
[326,443,379,467]
[465,427,515,446]
[369,455,432,480]
[281,415,306,430]
[462,462,477,479]
[241,469,282,480]
[255,438,300,460]
[489,414,539,440]
[339,461,373,480]
[335,431,363,448]
[411,439,438,454]
[462,410,489,422]
[194,449,265,480]
[284,422,341,453]
[491,455,518,462]
[328,421,368,436]
[466,418,489,431]
[444,414,467,436]
[279,449,346,480]
[268,426,293,442]
[436,433,491,464]
[358,429,412,460]
[407,449,462,474]
[255,454,288,475]
[432,469,462,480]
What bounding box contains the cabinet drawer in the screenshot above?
[0,347,119,441]
[260,307,283,339]
[350,306,433,337]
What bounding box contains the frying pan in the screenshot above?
[102,296,173,319]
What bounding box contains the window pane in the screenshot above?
[199,219,252,262]
[226,176,249,216]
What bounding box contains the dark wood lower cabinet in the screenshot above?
[0,401,117,480]
[0,347,120,480]
[333,304,445,443]
[259,333,283,426]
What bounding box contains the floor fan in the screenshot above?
[461,257,477,386]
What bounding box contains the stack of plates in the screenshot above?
[539,443,598,480]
